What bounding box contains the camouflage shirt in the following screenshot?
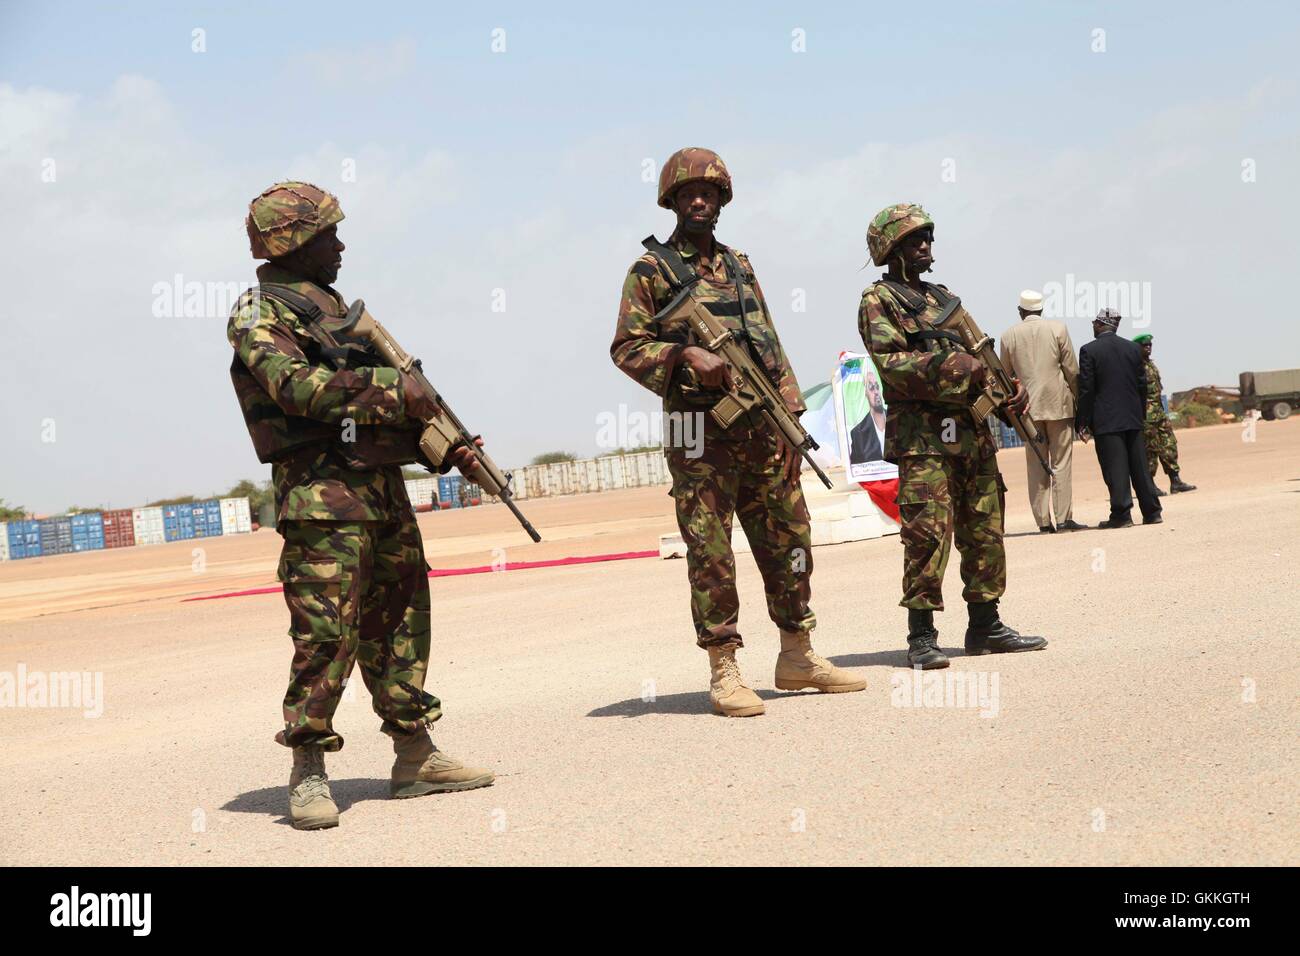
[227,264,419,527]
[1142,358,1167,422]
[611,231,805,432]
[858,278,995,462]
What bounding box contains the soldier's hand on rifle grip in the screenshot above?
[448,437,485,477]
[682,345,727,389]
[778,441,801,487]
[400,371,440,421]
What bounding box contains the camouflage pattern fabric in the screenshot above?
[612,229,814,647]
[612,231,806,420]
[246,181,345,259]
[866,203,933,266]
[1142,358,1180,476]
[897,454,1007,611]
[227,264,421,530]
[666,429,815,648]
[858,279,997,462]
[657,147,733,208]
[275,516,440,750]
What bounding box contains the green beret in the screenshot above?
[1132,334,1153,345]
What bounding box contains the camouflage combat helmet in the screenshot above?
[246,181,344,259]
[867,203,933,266]
[657,147,733,209]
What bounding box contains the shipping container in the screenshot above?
[39,516,74,555]
[163,505,196,543]
[0,522,8,561]
[101,509,136,548]
[132,507,166,546]
[219,497,252,535]
[7,520,42,559]
[70,512,105,552]
[403,477,437,511]
[205,500,223,536]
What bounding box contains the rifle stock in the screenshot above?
[657,287,834,490]
[341,299,542,542]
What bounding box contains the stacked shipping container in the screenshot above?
[0,498,255,561]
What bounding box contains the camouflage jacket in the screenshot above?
[227,263,422,527]
[858,278,996,461]
[1142,358,1167,423]
[611,231,805,437]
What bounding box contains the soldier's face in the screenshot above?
[300,225,345,284]
[673,182,721,235]
[1142,343,1153,358]
[895,227,934,274]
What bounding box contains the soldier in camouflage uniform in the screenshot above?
[230,182,493,830]
[611,148,865,716]
[859,204,1048,669]
[1132,334,1196,495]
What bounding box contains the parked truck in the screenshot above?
[1239,368,1300,420]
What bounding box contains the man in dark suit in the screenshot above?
[1075,309,1163,528]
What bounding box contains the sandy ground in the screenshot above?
[0,420,1295,866]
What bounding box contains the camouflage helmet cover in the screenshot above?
[246,181,345,259]
[867,203,934,266]
[657,147,733,209]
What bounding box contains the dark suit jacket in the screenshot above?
[1075,331,1147,434]
[849,416,885,464]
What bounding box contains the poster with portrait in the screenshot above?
[833,351,896,483]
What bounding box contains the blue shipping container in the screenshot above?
[204,500,223,536]
[71,513,105,552]
[7,520,42,559]
[163,506,196,543]
[187,504,209,538]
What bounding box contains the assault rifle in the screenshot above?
[339,299,542,542]
[933,294,1053,475]
[654,286,833,490]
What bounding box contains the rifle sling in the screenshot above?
[639,235,777,388]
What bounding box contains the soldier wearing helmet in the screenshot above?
[858,203,1047,669]
[612,148,866,717]
[229,181,494,830]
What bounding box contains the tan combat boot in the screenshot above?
[390,728,495,798]
[774,630,867,693]
[288,745,340,831]
[707,646,766,717]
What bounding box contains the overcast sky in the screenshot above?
[2,1,1297,514]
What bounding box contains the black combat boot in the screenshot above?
[1169,472,1197,493]
[906,609,949,670]
[964,600,1048,655]
[1152,485,1167,497]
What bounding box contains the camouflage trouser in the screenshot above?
[1144,416,1180,477]
[666,427,816,649]
[895,454,1007,611]
[274,516,440,751]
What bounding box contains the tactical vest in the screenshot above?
[229,284,421,467]
[639,236,784,394]
[872,279,967,354]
